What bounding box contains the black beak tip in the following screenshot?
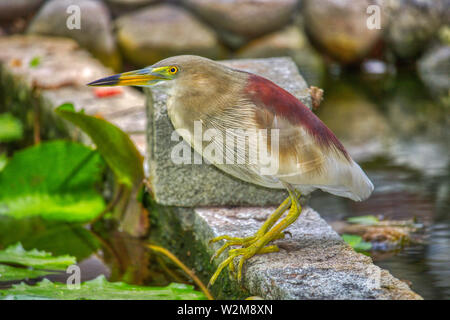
[87,74,121,87]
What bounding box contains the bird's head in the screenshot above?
[87,55,235,91]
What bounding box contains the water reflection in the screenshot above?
[0,217,188,289]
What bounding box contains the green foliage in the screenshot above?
[0,154,7,172]
[347,215,379,226]
[29,56,41,68]
[55,104,144,188]
[0,243,76,270]
[0,217,100,262]
[55,103,147,236]
[0,140,106,222]
[1,275,207,300]
[0,113,23,142]
[0,243,74,282]
[0,265,55,282]
[342,234,372,252]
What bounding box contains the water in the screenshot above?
[309,69,450,299]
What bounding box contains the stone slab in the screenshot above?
[149,203,422,300]
[146,57,312,207]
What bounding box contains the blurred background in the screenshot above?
[0,0,449,299]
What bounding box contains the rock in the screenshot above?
[236,25,325,86]
[383,75,449,177]
[0,0,44,22]
[149,203,422,299]
[104,0,159,16]
[315,82,392,163]
[182,0,298,48]
[418,45,450,101]
[302,0,383,64]
[385,0,446,60]
[27,0,121,70]
[0,35,145,153]
[146,57,312,206]
[116,4,225,67]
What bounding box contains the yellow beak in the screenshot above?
[87,67,169,87]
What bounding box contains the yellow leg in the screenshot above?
[209,196,291,261]
[208,189,303,287]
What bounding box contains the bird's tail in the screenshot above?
[319,159,374,201]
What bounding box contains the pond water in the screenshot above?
[310,69,449,299]
[0,68,448,299]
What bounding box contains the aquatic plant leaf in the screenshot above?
[0,275,207,300]
[347,215,379,226]
[55,104,147,236]
[0,154,6,173]
[55,104,144,188]
[0,113,23,142]
[0,243,76,270]
[0,265,57,282]
[0,217,99,262]
[0,140,106,222]
[342,234,372,252]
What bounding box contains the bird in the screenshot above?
[88,55,374,287]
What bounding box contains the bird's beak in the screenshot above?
[87,67,171,87]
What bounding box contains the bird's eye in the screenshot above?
[168,66,178,74]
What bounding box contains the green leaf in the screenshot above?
[0,113,23,142]
[0,154,7,173]
[342,234,372,252]
[0,265,57,282]
[0,243,76,270]
[0,217,100,262]
[0,265,51,282]
[0,140,106,222]
[0,275,207,300]
[55,104,144,188]
[29,56,41,68]
[347,215,379,226]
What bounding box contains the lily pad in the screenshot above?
[342,234,372,252]
[0,140,106,222]
[0,243,76,270]
[0,217,99,262]
[0,275,207,300]
[0,265,57,282]
[347,215,379,226]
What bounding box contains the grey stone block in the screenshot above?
[146,57,312,206]
[149,203,422,300]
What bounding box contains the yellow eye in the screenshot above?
[168,66,178,74]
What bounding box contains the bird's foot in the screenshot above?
[208,242,280,287]
[208,232,284,262]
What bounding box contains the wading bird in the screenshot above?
[88,55,374,287]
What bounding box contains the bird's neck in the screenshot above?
[167,71,247,132]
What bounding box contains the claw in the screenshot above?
[208,244,281,286]
[209,235,257,262]
[207,194,302,287]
